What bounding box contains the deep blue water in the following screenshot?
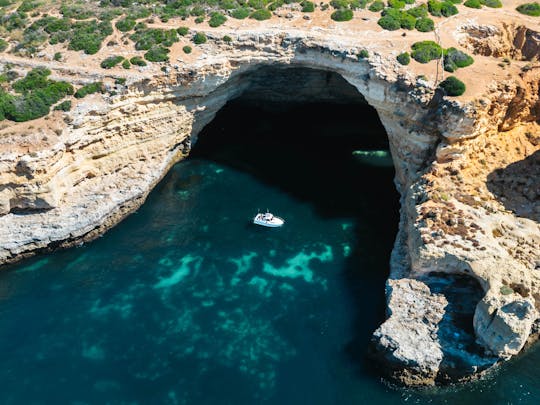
[0,101,539,404]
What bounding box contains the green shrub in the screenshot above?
[12,67,51,93]
[331,9,354,21]
[411,40,443,63]
[42,17,71,34]
[209,12,227,27]
[116,18,136,32]
[250,8,272,20]
[177,26,189,36]
[358,49,369,58]
[301,0,315,11]
[0,39,8,52]
[122,59,131,69]
[369,0,385,11]
[115,77,126,85]
[427,0,442,15]
[130,56,147,66]
[54,100,71,111]
[330,0,349,8]
[516,2,540,15]
[183,45,192,54]
[464,0,482,8]
[388,0,405,8]
[53,52,62,61]
[428,0,457,16]
[440,1,459,16]
[481,0,502,7]
[100,55,124,69]
[407,4,428,17]
[1,68,73,122]
[60,4,93,19]
[193,32,207,44]
[415,17,434,32]
[443,47,474,72]
[223,35,232,43]
[351,0,370,8]
[268,0,285,11]
[249,0,267,8]
[397,51,410,65]
[220,0,238,9]
[232,7,251,19]
[69,20,112,55]
[400,13,416,29]
[130,28,179,50]
[18,0,39,12]
[378,15,401,30]
[74,82,104,98]
[144,45,170,62]
[439,76,466,96]
[3,94,50,122]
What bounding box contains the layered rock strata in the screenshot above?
[0,27,539,386]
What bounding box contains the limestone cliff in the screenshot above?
[0,15,539,386]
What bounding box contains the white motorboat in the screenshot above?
[253,212,284,228]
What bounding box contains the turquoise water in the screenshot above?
[0,101,539,404]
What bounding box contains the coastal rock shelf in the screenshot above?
[0,27,539,386]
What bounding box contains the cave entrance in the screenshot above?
[190,66,396,219]
[188,67,400,369]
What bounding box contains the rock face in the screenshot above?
[0,26,539,386]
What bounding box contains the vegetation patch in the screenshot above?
[69,20,113,55]
[439,76,466,96]
[411,40,443,63]
[331,9,354,21]
[130,28,178,51]
[0,67,73,122]
[464,0,482,8]
[358,49,369,59]
[115,18,136,32]
[301,1,315,12]
[516,2,540,15]
[54,100,71,111]
[427,0,459,16]
[144,45,170,62]
[481,0,502,7]
[100,55,124,69]
[407,4,428,17]
[231,7,250,19]
[183,45,192,54]
[377,14,401,30]
[0,39,8,52]
[130,56,147,66]
[177,26,189,36]
[209,12,227,27]
[397,51,410,65]
[250,8,272,20]
[74,82,104,99]
[369,0,385,11]
[415,17,434,31]
[443,47,474,72]
[193,32,207,44]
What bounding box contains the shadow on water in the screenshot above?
[190,99,400,379]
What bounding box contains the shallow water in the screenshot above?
[0,101,539,404]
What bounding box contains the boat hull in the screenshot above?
[253,217,284,227]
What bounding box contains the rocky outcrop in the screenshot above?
[0,23,539,386]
